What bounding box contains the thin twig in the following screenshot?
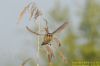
[26,26,43,36]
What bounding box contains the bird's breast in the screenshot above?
[44,34,53,43]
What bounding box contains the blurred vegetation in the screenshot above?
[80,0,100,60]
[49,0,100,66]
[49,0,69,22]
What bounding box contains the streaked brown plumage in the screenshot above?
[25,19,68,64]
[41,33,53,45]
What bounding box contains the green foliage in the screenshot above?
[80,0,100,39]
[79,0,100,60]
[49,0,100,65]
[63,31,77,59]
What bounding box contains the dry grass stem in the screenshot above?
[19,2,42,23]
[46,45,54,63]
[59,51,67,64]
[19,2,31,22]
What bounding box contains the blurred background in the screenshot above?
[0,0,100,66]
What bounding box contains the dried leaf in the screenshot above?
[18,2,42,23]
[58,51,67,64]
[29,3,37,20]
[21,58,31,66]
[34,8,42,20]
[34,9,39,20]
[29,7,37,20]
[18,3,31,22]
